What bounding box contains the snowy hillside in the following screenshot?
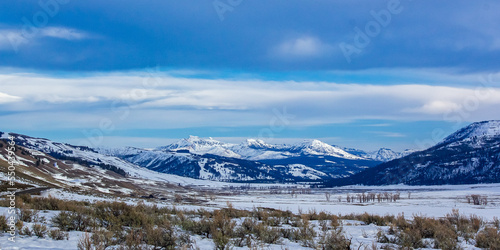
[0,132,243,190]
[440,120,500,145]
[332,120,500,186]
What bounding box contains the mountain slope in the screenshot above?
[0,132,240,192]
[147,137,381,181]
[345,147,417,162]
[101,147,333,182]
[0,135,181,196]
[330,121,500,186]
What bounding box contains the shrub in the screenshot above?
[18,206,38,222]
[330,215,341,229]
[411,215,436,238]
[446,209,482,240]
[211,210,236,250]
[71,212,92,231]
[20,226,32,236]
[394,214,409,230]
[52,210,93,232]
[211,210,236,238]
[52,211,73,231]
[213,230,231,250]
[123,229,144,249]
[177,231,193,249]
[468,214,483,233]
[32,223,47,238]
[280,228,296,241]
[341,213,394,226]
[493,217,500,229]
[241,218,258,232]
[15,220,24,232]
[476,227,500,249]
[254,223,281,244]
[297,218,316,247]
[181,217,211,237]
[91,228,114,248]
[144,224,176,250]
[319,229,351,250]
[77,232,92,250]
[174,194,183,203]
[0,215,8,232]
[93,201,151,229]
[49,228,69,240]
[376,229,393,244]
[233,226,254,248]
[395,228,424,249]
[433,221,458,250]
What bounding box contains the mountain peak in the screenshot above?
[160,136,239,158]
[244,139,270,148]
[291,139,362,160]
[367,148,400,162]
[187,135,200,140]
[441,120,500,145]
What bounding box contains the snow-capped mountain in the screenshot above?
[439,120,500,145]
[101,137,382,181]
[160,136,364,161]
[364,148,400,162]
[287,140,363,160]
[0,131,380,183]
[363,148,417,162]
[159,136,240,158]
[332,120,500,186]
[100,146,297,182]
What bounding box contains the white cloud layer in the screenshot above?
[1,71,500,131]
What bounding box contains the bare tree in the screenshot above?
[471,194,481,205]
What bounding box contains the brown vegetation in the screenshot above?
[2,194,498,249]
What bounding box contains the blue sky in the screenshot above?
[1,0,500,151]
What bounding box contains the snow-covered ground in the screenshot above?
[1,183,498,249]
[210,183,500,220]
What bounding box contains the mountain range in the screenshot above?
[99,136,388,182]
[1,120,499,187]
[0,132,403,184]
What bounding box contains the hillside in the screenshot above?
[329,121,500,186]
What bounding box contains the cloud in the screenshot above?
[0,30,28,50]
[408,101,462,115]
[368,131,406,138]
[361,123,392,127]
[2,1,500,71]
[40,27,90,40]
[0,27,91,51]
[2,70,500,133]
[273,36,333,58]
[0,92,21,104]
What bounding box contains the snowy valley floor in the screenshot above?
[1,183,500,249]
[210,184,500,221]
